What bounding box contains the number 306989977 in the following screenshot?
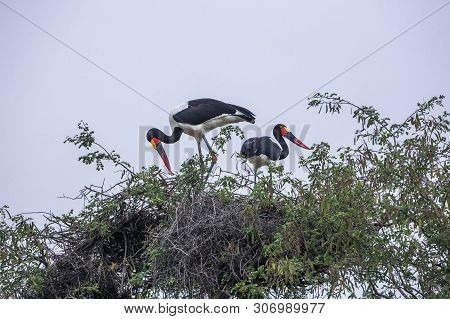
[253,302,325,314]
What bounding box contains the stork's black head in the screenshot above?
[273,124,287,137]
[146,128,163,143]
[274,124,311,150]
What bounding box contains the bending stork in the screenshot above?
[240,124,311,183]
[147,98,256,173]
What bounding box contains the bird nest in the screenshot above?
[37,185,287,299]
[148,192,285,298]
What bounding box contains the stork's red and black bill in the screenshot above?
[281,127,311,150]
[151,138,172,173]
[290,135,311,150]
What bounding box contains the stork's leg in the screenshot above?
[197,140,205,172]
[202,135,217,163]
[202,135,217,177]
[269,170,274,199]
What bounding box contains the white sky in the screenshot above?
[0,0,449,216]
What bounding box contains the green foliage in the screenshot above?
[0,206,48,298]
[1,94,448,299]
[64,121,133,174]
[212,126,244,154]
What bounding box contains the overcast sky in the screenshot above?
[1,0,449,216]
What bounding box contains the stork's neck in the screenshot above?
[273,131,289,160]
[160,127,183,144]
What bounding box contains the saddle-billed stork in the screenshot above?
[240,124,311,183]
[147,98,256,173]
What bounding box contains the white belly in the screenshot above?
[169,108,247,142]
[248,155,274,171]
[201,114,245,132]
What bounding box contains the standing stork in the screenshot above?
[147,98,256,173]
[240,124,311,183]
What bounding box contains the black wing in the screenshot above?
[227,103,256,123]
[240,137,281,161]
[173,99,256,125]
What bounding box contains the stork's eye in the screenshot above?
[281,126,290,136]
[151,138,161,150]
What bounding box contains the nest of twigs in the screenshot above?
[149,193,285,298]
[37,189,286,299]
